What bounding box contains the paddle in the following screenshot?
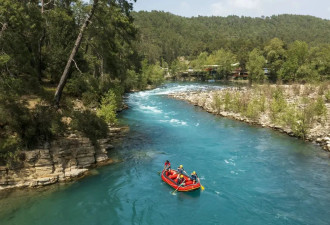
[198,178,205,191]
[183,170,189,177]
[172,182,184,194]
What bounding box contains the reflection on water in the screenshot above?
[0,183,72,219]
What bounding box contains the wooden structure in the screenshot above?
[231,68,248,80]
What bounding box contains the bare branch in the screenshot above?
[72,59,83,74]
[0,22,8,38]
[6,63,14,77]
[44,0,53,6]
[41,0,53,13]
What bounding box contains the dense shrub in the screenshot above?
[317,82,328,95]
[82,91,100,107]
[0,99,66,164]
[314,97,327,117]
[281,97,326,139]
[97,90,118,124]
[244,95,267,120]
[292,84,301,95]
[224,92,231,111]
[123,69,138,91]
[302,85,315,96]
[140,60,164,88]
[259,95,266,112]
[325,90,330,103]
[65,75,89,97]
[293,100,316,139]
[111,85,124,109]
[270,88,287,122]
[0,149,22,168]
[0,137,20,166]
[281,104,308,139]
[245,98,260,120]
[229,92,240,113]
[71,110,108,145]
[212,93,222,114]
[32,105,67,144]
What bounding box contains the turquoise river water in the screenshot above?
[0,82,330,225]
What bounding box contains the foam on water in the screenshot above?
[224,159,236,166]
[129,83,224,100]
[139,105,162,114]
[159,119,188,126]
[170,119,187,126]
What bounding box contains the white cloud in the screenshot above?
[211,0,266,17]
[211,2,227,16]
[180,1,190,8]
[229,0,261,10]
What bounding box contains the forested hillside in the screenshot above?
[1,4,330,165]
[0,0,164,165]
[133,11,330,83]
[133,11,330,64]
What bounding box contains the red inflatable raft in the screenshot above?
[161,169,201,192]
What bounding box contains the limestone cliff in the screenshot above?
[0,127,128,191]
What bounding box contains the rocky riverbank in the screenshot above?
[169,84,330,151]
[0,126,128,191]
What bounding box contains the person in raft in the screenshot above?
[177,165,186,175]
[190,171,198,184]
[164,160,171,171]
[183,171,198,186]
[177,174,186,186]
[164,160,171,176]
[176,165,188,179]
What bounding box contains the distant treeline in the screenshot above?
[133,11,330,82]
[171,38,330,83]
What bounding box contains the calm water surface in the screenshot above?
[1,83,329,225]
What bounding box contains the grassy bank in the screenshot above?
[170,83,330,151]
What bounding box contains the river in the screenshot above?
[0,82,329,225]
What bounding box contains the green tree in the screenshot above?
[296,64,320,82]
[54,0,99,107]
[207,49,237,80]
[97,90,118,124]
[246,49,266,84]
[309,45,330,80]
[190,52,208,70]
[43,3,78,83]
[0,0,43,79]
[139,59,164,88]
[278,57,299,82]
[169,58,188,78]
[279,41,309,82]
[264,38,286,82]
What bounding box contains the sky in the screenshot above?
[132,0,330,20]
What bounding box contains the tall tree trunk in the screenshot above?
[38,29,45,81]
[38,0,45,81]
[41,0,44,13]
[54,0,98,107]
